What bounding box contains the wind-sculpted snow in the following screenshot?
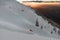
[0,0,60,40]
[0,21,34,34]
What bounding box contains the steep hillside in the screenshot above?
[0,0,60,40]
[22,2,60,25]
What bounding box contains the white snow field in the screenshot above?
[0,0,60,40]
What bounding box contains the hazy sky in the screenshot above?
[17,0,60,1]
[16,0,60,3]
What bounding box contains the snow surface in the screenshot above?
[0,0,60,40]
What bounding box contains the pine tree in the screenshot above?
[58,29,60,35]
[35,18,39,27]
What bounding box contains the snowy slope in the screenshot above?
[0,29,60,40]
[0,0,60,40]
